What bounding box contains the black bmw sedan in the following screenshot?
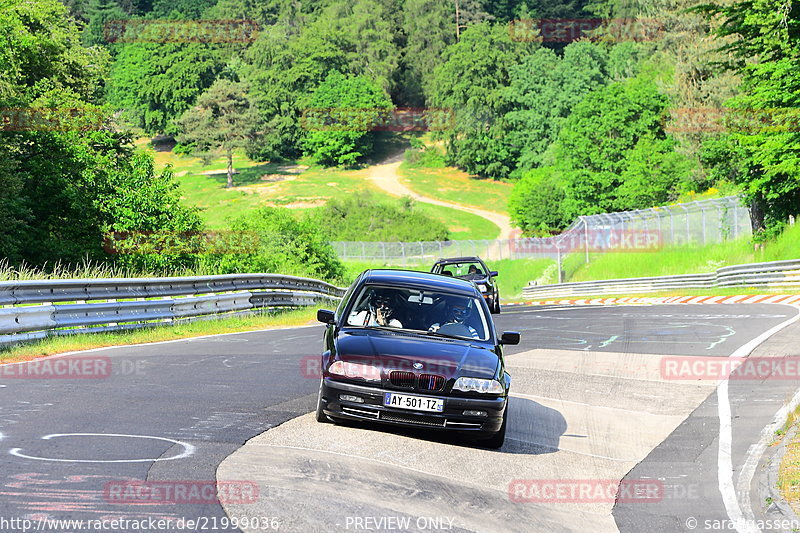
[315,269,520,449]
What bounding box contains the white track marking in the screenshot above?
[717,309,800,533]
[9,433,195,463]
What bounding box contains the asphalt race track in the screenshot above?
[0,304,798,533]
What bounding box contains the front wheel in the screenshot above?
[480,405,507,449]
[315,382,330,423]
[494,298,501,314]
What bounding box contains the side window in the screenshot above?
[335,278,360,321]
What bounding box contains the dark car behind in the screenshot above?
[431,257,501,313]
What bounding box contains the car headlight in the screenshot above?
[452,377,504,394]
[477,284,487,293]
[328,361,381,382]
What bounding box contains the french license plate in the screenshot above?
[383,393,444,413]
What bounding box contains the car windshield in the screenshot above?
[435,262,485,278]
[345,285,490,341]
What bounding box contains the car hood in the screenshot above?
[457,274,488,283]
[334,330,499,380]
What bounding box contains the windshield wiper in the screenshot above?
[425,330,469,341]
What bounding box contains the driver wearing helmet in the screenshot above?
[348,288,404,328]
[429,298,480,339]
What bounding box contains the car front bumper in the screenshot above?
[320,378,506,435]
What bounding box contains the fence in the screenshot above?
[521,259,800,299]
[332,197,752,270]
[0,274,346,347]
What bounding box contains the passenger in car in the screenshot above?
[348,289,404,328]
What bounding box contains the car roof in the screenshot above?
[361,269,478,296]
[433,256,484,265]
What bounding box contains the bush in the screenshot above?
[200,207,345,282]
[309,195,450,242]
[508,167,572,236]
[404,145,446,168]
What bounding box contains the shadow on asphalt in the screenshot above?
[327,396,566,455]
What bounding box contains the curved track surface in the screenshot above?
[0,305,796,532]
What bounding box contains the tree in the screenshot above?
[81,0,127,47]
[108,41,224,134]
[699,0,800,236]
[508,167,570,235]
[430,23,535,179]
[176,80,260,188]
[508,76,695,231]
[301,72,393,166]
[455,0,493,39]
[505,41,610,174]
[401,0,455,105]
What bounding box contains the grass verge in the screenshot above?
[563,223,800,282]
[0,308,317,364]
[777,405,800,513]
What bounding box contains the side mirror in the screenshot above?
[489,271,499,277]
[317,309,336,325]
[500,331,520,345]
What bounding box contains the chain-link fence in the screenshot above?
[331,197,752,270]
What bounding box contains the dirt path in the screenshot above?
[368,154,516,240]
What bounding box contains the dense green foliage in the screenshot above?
[4,0,799,275]
[699,0,800,237]
[201,207,345,281]
[310,195,450,242]
[0,0,201,267]
[302,72,393,166]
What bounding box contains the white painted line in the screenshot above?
[716,307,800,533]
[8,433,196,463]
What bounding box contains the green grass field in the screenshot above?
[399,162,513,214]
[140,140,500,239]
[565,222,800,282]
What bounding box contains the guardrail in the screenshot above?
[0,274,346,347]
[522,259,800,299]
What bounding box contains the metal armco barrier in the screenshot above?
[0,274,346,347]
[522,259,800,299]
